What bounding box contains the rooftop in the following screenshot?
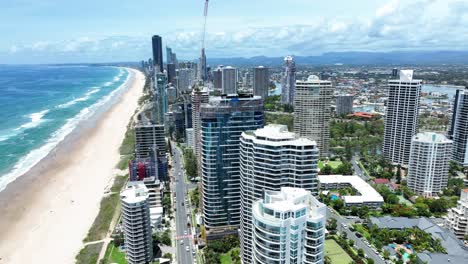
[369,216,468,264]
[318,175,384,204]
[412,132,452,144]
[121,183,149,204]
[242,124,317,147]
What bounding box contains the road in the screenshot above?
[171,144,195,264]
[326,207,387,264]
[352,156,370,181]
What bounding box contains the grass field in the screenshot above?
[220,252,232,264]
[83,193,120,242]
[319,160,343,169]
[102,242,127,264]
[325,239,353,264]
[75,242,103,264]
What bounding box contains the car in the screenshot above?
[186,246,190,252]
[184,230,188,235]
[180,240,184,245]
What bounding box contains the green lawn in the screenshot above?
[325,239,353,264]
[220,252,232,264]
[319,160,343,169]
[397,195,413,206]
[102,242,127,264]
[76,242,103,264]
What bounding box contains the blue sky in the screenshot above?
[1,0,467,63]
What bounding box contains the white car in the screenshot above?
[180,240,184,245]
[186,246,190,252]
[184,230,188,235]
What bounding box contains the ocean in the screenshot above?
[0,65,130,192]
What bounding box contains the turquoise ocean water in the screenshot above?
[0,65,130,192]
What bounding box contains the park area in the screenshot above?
[325,239,353,264]
[319,160,343,170]
[102,242,127,264]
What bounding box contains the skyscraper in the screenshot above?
[239,125,320,263]
[191,87,209,162]
[448,88,468,167]
[383,70,422,166]
[167,63,176,85]
[135,122,166,159]
[120,183,153,264]
[407,132,452,197]
[177,68,191,93]
[213,67,223,89]
[154,72,168,123]
[152,35,163,72]
[253,66,269,99]
[251,187,326,264]
[281,56,296,105]
[335,95,354,116]
[222,66,237,95]
[199,48,207,81]
[201,95,264,231]
[294,75,334,157]
[166,46,178,67]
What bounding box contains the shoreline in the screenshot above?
[0,68,145,264]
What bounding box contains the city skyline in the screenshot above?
[1,0,468,63]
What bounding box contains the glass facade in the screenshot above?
[201,95,264,228]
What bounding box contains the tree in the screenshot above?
[383,250,390,260]
[183,148,198,178]
[324,255,332,264]
[161,230,172,246]
[367,258,375,264]
[348,239,354,247]
[395,165,402,184]
[321,164,333,175]
[327,218,338,232]
[357,206,369,219]
[332,198,344,211]
[357,248,365,257]
[162,253,172,260]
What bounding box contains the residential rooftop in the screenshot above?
[369,216,468,264]
[318,175,384,205]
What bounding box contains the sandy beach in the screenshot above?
[0,68,145,264]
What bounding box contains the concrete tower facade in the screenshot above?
[383,70,422,166]
[239,125,319,263]
[251,187,326,264]
[294,75,334,157]
[407,132,452,197]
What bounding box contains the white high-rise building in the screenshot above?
[253,66,269,99]
[240,125,319,263]
[445,189,468,240]
[407,132,452,197]
[294,75,334,157]
[251,187,326,264]
[120,183,153,264]
[448,88,468,167]
[383,70,422,166]
[222,66,237,95]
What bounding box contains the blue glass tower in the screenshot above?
[200,94,264,230]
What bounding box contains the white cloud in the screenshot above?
[376,0,400,17]
[3,0,468,62]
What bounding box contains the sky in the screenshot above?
[1,0,467,64]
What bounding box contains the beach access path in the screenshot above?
[0,68,145,264]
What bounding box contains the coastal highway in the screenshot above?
[326,207,386,264]
[172,144,195,264]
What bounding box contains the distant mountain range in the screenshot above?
[206,51,468,66]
